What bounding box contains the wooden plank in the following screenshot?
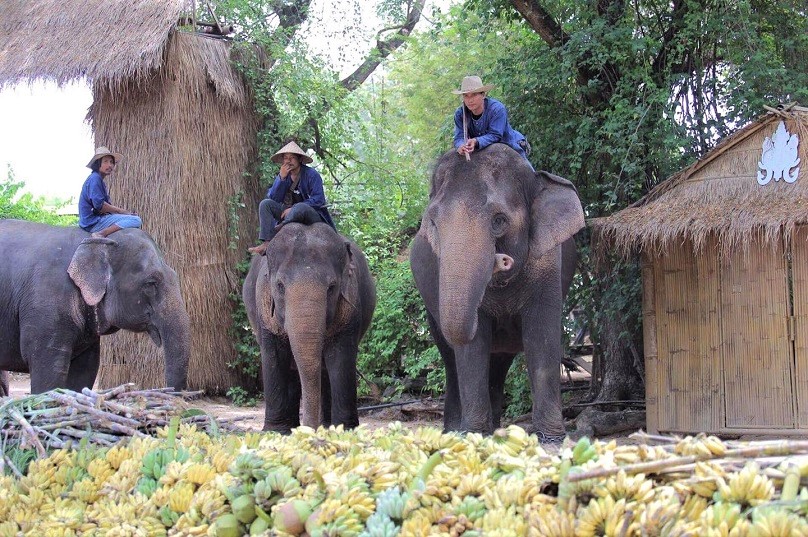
[720,237,794,429]
[642,253,659,433]
[792,226,808,428]
[653,238,722,433]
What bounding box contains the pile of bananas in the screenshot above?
[1,421,807,536]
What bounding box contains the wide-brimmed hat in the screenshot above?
[270,141,313,164]
[86,146,123,169]
[452,75,495,95]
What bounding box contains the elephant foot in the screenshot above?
[262,422,293,435]
[537,431,566,445]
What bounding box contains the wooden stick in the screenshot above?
[7,407,47,458]
[567,440,808,482]
[462,106,471,161]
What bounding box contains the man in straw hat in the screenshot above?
[248,140,336,256]
[452,75,532,168]
[78,147,142,238]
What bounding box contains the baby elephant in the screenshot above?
[242,222,376,432]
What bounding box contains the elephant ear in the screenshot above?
[68,238,115,306]
[529,171,585,259]
[333,241,359,330]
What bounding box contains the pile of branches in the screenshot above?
[0,384,244,459]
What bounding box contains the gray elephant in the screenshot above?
[0,220,191,393]
[242,222,376,432]
[410,144,584,440]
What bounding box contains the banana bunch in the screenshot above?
[674,434,727,457]
[747,506,808,536]
[715,462,775,507]
[6,418,808,535]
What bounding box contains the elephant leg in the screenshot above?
[0,370,8,397]
[454,314,494,434]
[522,275,565,441]
[320,366,332,427]
[323,332,359,429]
[426,310,461,432]
[261,330,300,433]
[66,340,101,391]
[489,353,517,429]
[20,324,72,393]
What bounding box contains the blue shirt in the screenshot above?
[266,164,335,229]
[78,171,110,230]
[454,97,529,161]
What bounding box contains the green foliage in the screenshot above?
[357,259,439,398]
[0,167,77,225]
[226,386,260,407]
[227,259,262,392]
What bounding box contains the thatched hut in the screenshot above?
[0,1,262,393]
[595,105,808,435]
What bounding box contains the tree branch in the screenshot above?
[339,0,426,91]
[509,0,568,47]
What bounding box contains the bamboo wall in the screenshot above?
[89,32,262,394]
[646,231,808,434]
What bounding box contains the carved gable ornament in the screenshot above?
[757,121,800,185]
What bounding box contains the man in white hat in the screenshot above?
[78,147,142,238]
[452,75,532,167]
[248,140,336,255]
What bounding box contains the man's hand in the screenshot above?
[279,162,293,178]
[281,208,291,219]
[457,138,477,156]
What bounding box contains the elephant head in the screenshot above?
[420,144,584,346]
[258,223,362,428]
[67,232,191,390]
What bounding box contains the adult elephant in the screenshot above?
[0,220,190,393]
[243,222,376,432]
[410,144,585,440]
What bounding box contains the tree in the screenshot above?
[211,0,443,398]
[486,0,807,434]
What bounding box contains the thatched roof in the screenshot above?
[594,105,808,256]
[0,0,186,89]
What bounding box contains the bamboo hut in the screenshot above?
[595,105,808,435]
[0,0,262,393]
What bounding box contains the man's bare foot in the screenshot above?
[248,242,269,256]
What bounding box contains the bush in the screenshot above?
[357,258,441,399]
[0,168,76,226]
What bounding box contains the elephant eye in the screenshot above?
[327,282,337,295]
[491,213,509,236]
[276,281,285,293]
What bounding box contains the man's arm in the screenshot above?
[266,174,289,202]
[99,202,135,215]
[302,168,327,208]
[453,107,466,149]
[473,101,507,150]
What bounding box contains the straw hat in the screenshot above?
[86,146,123,169]
[271,141,313,164]
[452,75,495,95]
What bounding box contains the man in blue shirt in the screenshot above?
[453,76,532,168]
[248,141,336,256]
[78,147,142,238]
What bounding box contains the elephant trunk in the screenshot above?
[284,283,327,428]
[152,284,191,391]
[438,210,496,346]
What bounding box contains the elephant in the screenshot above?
[242,222,376,432]
[0,220,191,393]
[410,143,585,440]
